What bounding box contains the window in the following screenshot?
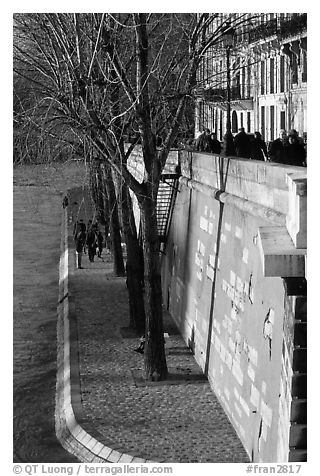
[270,106,275,141]
[280,111,286,130]
[198,102,203,131]
[280,56,285,92]
[261,106,265,138]
[292,54,298,84]
[247,112,251,133]
[209,106,214,130]
[270,58,275,94]
[232,111,238,133]
[302,50,307,82]
[247,63,251,97]
[241,67,245,98]
[261,61,265,95]
[214,108,218,134]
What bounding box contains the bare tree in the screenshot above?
[13,12,254,380]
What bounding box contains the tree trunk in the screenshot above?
[121,185,145,333]
[96,162,107,225]
[89,159,99,211]
[140,191,168,381]
[102,162,125,276]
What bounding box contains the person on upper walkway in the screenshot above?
[210,132,222,154]
[234,127,251,159]
[250,131,268,161]
[285,132,306,167]
[268,129,288,163]
[288,129,305,146]
[196,128,213,153]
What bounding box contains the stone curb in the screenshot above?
[55,205,157,464]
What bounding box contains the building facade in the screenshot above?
[195,13,307,146]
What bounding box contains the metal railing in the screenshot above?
[246,14,306,44]
[202,85,241,102]
[279,13,307,40]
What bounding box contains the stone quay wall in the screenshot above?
[127,147,307,462]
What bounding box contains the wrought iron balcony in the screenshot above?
[247,14,306,44]
[279,13,307,40]
[202,85,241,102]
[248,18,278,43]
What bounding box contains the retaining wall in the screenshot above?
[160,151,307,462]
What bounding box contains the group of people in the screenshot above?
[195,127,306,167]
[268,129,306,166]
[73,219,104,269]
[195,129,222,154]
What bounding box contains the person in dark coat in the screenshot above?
[284,133,306,167]
[210,132,222,154]
[288,129,305,146]
[250,131,268,161]
[86,223,97,262]
[196,128,213,153]
[234,127,251,158]
[62,195,69,208]
[268,129,288,163]
[75,229,86,269]
[73,219,86,241]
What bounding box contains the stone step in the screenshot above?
[290,399,307,424]
[291,373,307,399]
[288,448,307,462]
[294,296,307,320]
[292,348,307,372]
[289,423,307,449]
[294,322,307,347]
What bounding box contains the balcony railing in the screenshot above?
[203,85,241,102]
[246,14,307,44]
[279,13,307,40]
[248,19,278,43]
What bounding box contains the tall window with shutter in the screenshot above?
[280,55,285,93]
[261,61,265,95]
[270,58,275,94]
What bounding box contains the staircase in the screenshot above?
[156,173,180,244]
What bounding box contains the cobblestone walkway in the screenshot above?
[68,189,249,463]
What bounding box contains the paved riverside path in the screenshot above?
[13,163,85,462]
[68,189,250,463]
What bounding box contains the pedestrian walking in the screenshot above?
[196,128,213,153]
[73,219,86,241]
[86,224,97,263]
[75,229,86,269]
[268,129,288,163]
[284,132,306,167]
[210,132,222,154]
[250,131,268,161]
[62,195,69,208]
[97,230,104,258]
[234,127,251,158]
